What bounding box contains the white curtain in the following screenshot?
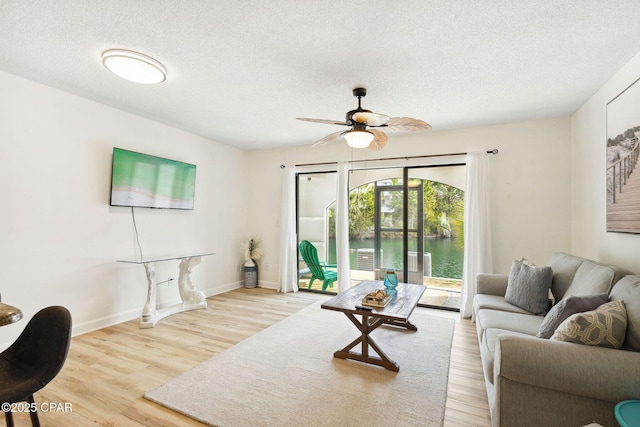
[278,166,299,293]
[336,162,352,292]
[460,151,493,318]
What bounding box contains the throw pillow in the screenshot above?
[519,256,555,305]
[536,293,609,339]
[518,256,534,266]
[550,300,627,349]
[505,259,553,315]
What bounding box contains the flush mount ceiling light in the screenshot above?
[343,130,374,148]
[102,49,167,84]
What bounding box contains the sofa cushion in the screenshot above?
[474,294,532,315]
[536,293,609,339]
[609,275,640,352]
[546,252,585,301]
[551,300,627,349]
[504,259,552,314]
[480,328,530,385]
[476,308,544,338]
[563,260,615,298]
[607,264,636,288]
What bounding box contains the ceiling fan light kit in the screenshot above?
[297,88,431,151]
[102,49,167,84]
[344,130,374,148]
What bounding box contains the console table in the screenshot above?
[117,253,215,328]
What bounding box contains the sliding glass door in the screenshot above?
[296,171,337,292]
[373,180,422,284]
[295,165,465,310]
[408,166,465,309]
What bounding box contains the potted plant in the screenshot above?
[241,236,263,288]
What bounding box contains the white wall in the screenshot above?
[571,51,640,271]
[247,116,572,287]
[0,70,248,346]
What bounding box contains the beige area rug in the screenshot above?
[144,301,455,427]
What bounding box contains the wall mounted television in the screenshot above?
[110,147,196,210]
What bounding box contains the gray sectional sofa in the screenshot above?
[473,252,640,427]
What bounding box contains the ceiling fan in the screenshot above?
[296,88,432,151]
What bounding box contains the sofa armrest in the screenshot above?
[495,334,640,403]
[477,273,509,296]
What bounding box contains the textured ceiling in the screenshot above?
[2,1,640,150]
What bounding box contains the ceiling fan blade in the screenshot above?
[311,131,346,147]
[352,111,390,126]
[297,117,349,126]
[385,117,432,132]
[368,130,388,151]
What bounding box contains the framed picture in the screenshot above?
[606,77,640,233]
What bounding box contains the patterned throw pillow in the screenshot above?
[550,300,627,349]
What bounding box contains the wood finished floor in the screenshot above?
[11,288,490,426]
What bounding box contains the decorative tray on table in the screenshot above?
[361,289,391,308]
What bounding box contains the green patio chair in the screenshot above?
[299,240,338,290]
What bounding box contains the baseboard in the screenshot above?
[72,281,244,337]
[257,280,279,290]
[72,307,143,337]
[204,281,243,297]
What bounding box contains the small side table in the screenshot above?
[616,400,640,427]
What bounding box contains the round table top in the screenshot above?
[0,302,23,326]
[616,400,640,427]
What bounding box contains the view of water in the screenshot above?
[329,238,463,279]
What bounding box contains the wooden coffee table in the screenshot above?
[320,280,425,372]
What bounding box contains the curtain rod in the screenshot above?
[283,149,498,168]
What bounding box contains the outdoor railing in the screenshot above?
[608,138,640,204]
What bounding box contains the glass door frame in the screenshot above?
[402,168,425,286]
[406,164,465,311]
[295,170,338,294]
[373,175,424,284]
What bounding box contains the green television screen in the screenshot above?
[110,147,196,209]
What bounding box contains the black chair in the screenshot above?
[0,306,72,427]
